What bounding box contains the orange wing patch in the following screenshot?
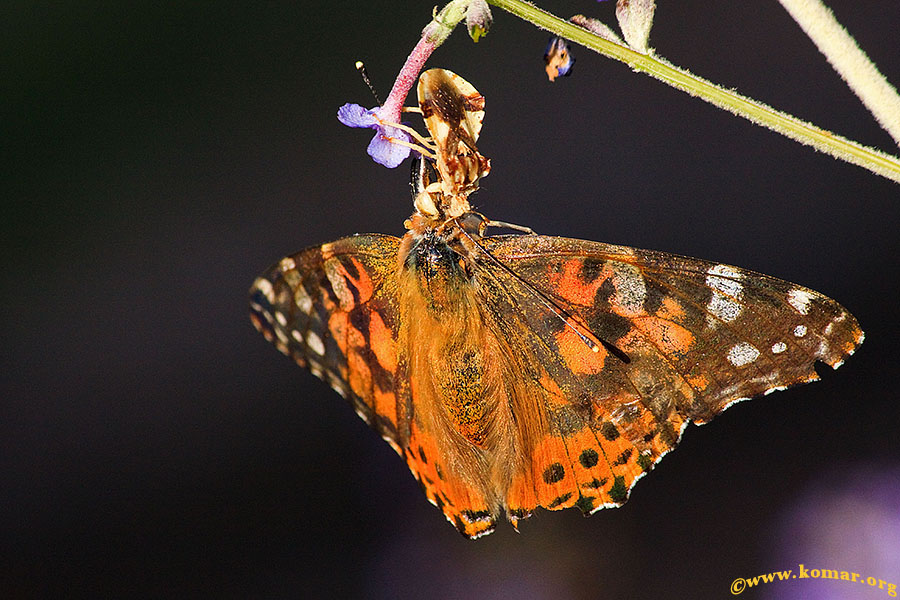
[403,422,498,538]
[368,310,398,373]
[628,315,695,357]
[505,412,659,527]
[545,258,611,306]
[555,327,608,374]
[505,434,579,527]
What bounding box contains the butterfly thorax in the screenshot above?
[403,228,471,313]
[399,212,489,310]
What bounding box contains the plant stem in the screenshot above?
[778,0,900,147]
[381,36,437,123]
[487,0,900,185]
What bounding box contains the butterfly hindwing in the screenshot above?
[402,420,498,538]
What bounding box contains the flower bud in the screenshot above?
[466,0,493,42]
[616,0,655,53]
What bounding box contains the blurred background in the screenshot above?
[3,1,899,598]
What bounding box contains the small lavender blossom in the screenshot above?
[337,103,412,168]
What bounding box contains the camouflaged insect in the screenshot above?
[250,69,863,539]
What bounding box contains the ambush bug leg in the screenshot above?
[380,120,437,153]
[483,220,535,235]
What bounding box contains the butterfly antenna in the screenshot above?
[458,223,630,364]
[356,61,383,106]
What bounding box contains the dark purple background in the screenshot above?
[4,1,899,598]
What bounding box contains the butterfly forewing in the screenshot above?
[472,234,862,516]
[250,234,407,447]
[481,234,863,425]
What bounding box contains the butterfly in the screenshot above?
[250,68,864,538]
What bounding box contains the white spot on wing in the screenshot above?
[325,260,354,310]
[308,361,324,378]
[771,341,787,354]
[706,265,743,324]
[727,342,760,367]
[815,340,831,360]
[274,311,288,327]
[706,264,743,296]
[253,277,275,303]
[306,330,326,355]
[707,293,741,323]
[355,407,372,423]
[294,285,313,313]
[612,264,647,315]
[794,324,807,338]
[787,288,812,315]
[279,257,297,272]
[383,437,401,454]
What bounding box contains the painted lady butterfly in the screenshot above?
[250,69,863,538]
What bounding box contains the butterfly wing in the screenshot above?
[250,231,863,536]
[474,234,864,524]
[249,234,499,537]
[249,234,407,445]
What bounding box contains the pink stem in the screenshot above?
[379,36,437,123]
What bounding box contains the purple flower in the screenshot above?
[337,103,412,168]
